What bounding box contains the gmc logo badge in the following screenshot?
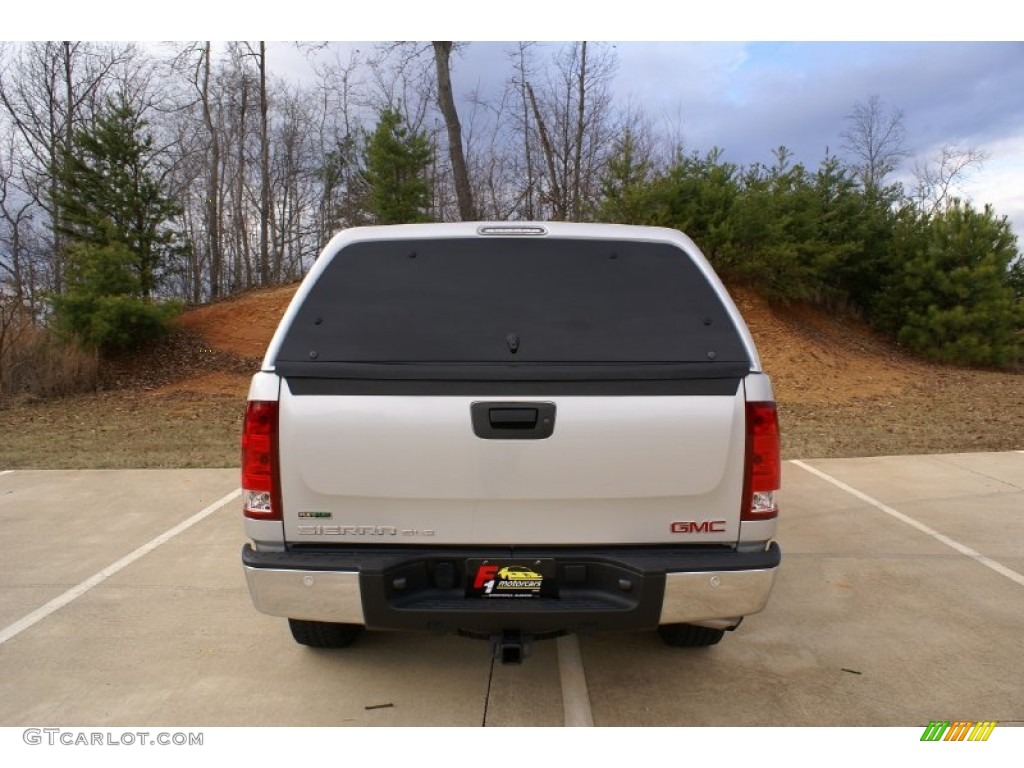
[671,520,727,534]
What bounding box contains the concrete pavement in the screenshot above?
[1,453,1021,726]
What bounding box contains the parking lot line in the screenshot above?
[556,634,594,727]
[791,460,1024,588]
[0,488,241,646]
[0,470,13,477]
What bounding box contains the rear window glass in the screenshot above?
[275,237,749,366]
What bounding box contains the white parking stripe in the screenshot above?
[0,470,13,476]
[0,488,241,646]
[556,634,594,726]
[791,460,1024,588]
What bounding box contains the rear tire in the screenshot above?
[288,619,362,648]
[657,623,725,648]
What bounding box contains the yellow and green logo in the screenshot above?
[920,721,997,741]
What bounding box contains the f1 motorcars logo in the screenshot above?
[473,564,500,592]
[472,563,543,595]
[671,520,727,534]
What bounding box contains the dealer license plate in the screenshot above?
[465,559,557,599]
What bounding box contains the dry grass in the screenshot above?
[780,368,1024,459]
[0,390,243,469]
[1,321,100,401]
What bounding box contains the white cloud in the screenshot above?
[962,135,1024,240]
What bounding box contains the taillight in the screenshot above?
[241,400,282,520]
[742,401,780,521]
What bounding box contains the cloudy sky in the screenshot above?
[15,3,1024,237]
[611,41,1024,237]
[265,39,1024,236]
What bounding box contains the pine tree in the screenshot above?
[52,235,180,353]
[598,128,652,224]
[362,108,433,225]
[50,98,184,352]
[55,97,184,297]
[877,201,1022,367]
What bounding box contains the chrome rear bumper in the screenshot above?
[243,543,780,632]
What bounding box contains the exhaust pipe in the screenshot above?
[491,630,532,664]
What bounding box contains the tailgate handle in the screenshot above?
[489,408,537,428]
[471,402,556,440]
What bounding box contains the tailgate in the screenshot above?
[277,385,746,546]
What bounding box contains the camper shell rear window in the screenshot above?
[274,237,750,379]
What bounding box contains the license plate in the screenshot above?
[466,559,557,599]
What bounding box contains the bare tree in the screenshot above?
[432,42,474,220]
[912,144,987,215]
[0,41,134,294]
[311,48,368,238]
[840,94,908,199]
[526,42,617,221]
[508,42,539,220]
[168,42,227,300]
[240,42,272,285]
[198,43,223,299]
[459,80,523,221]
[160,85,206,303]
[0,135,39,307]
[270,82,313,281]
[365,43,435,133]
[526,80,563,219]
[163,42,335,298]
[571,41,588,217]
[259,42,271,283]
[225,44,252,292]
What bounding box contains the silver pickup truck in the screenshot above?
[241,222,781,662]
